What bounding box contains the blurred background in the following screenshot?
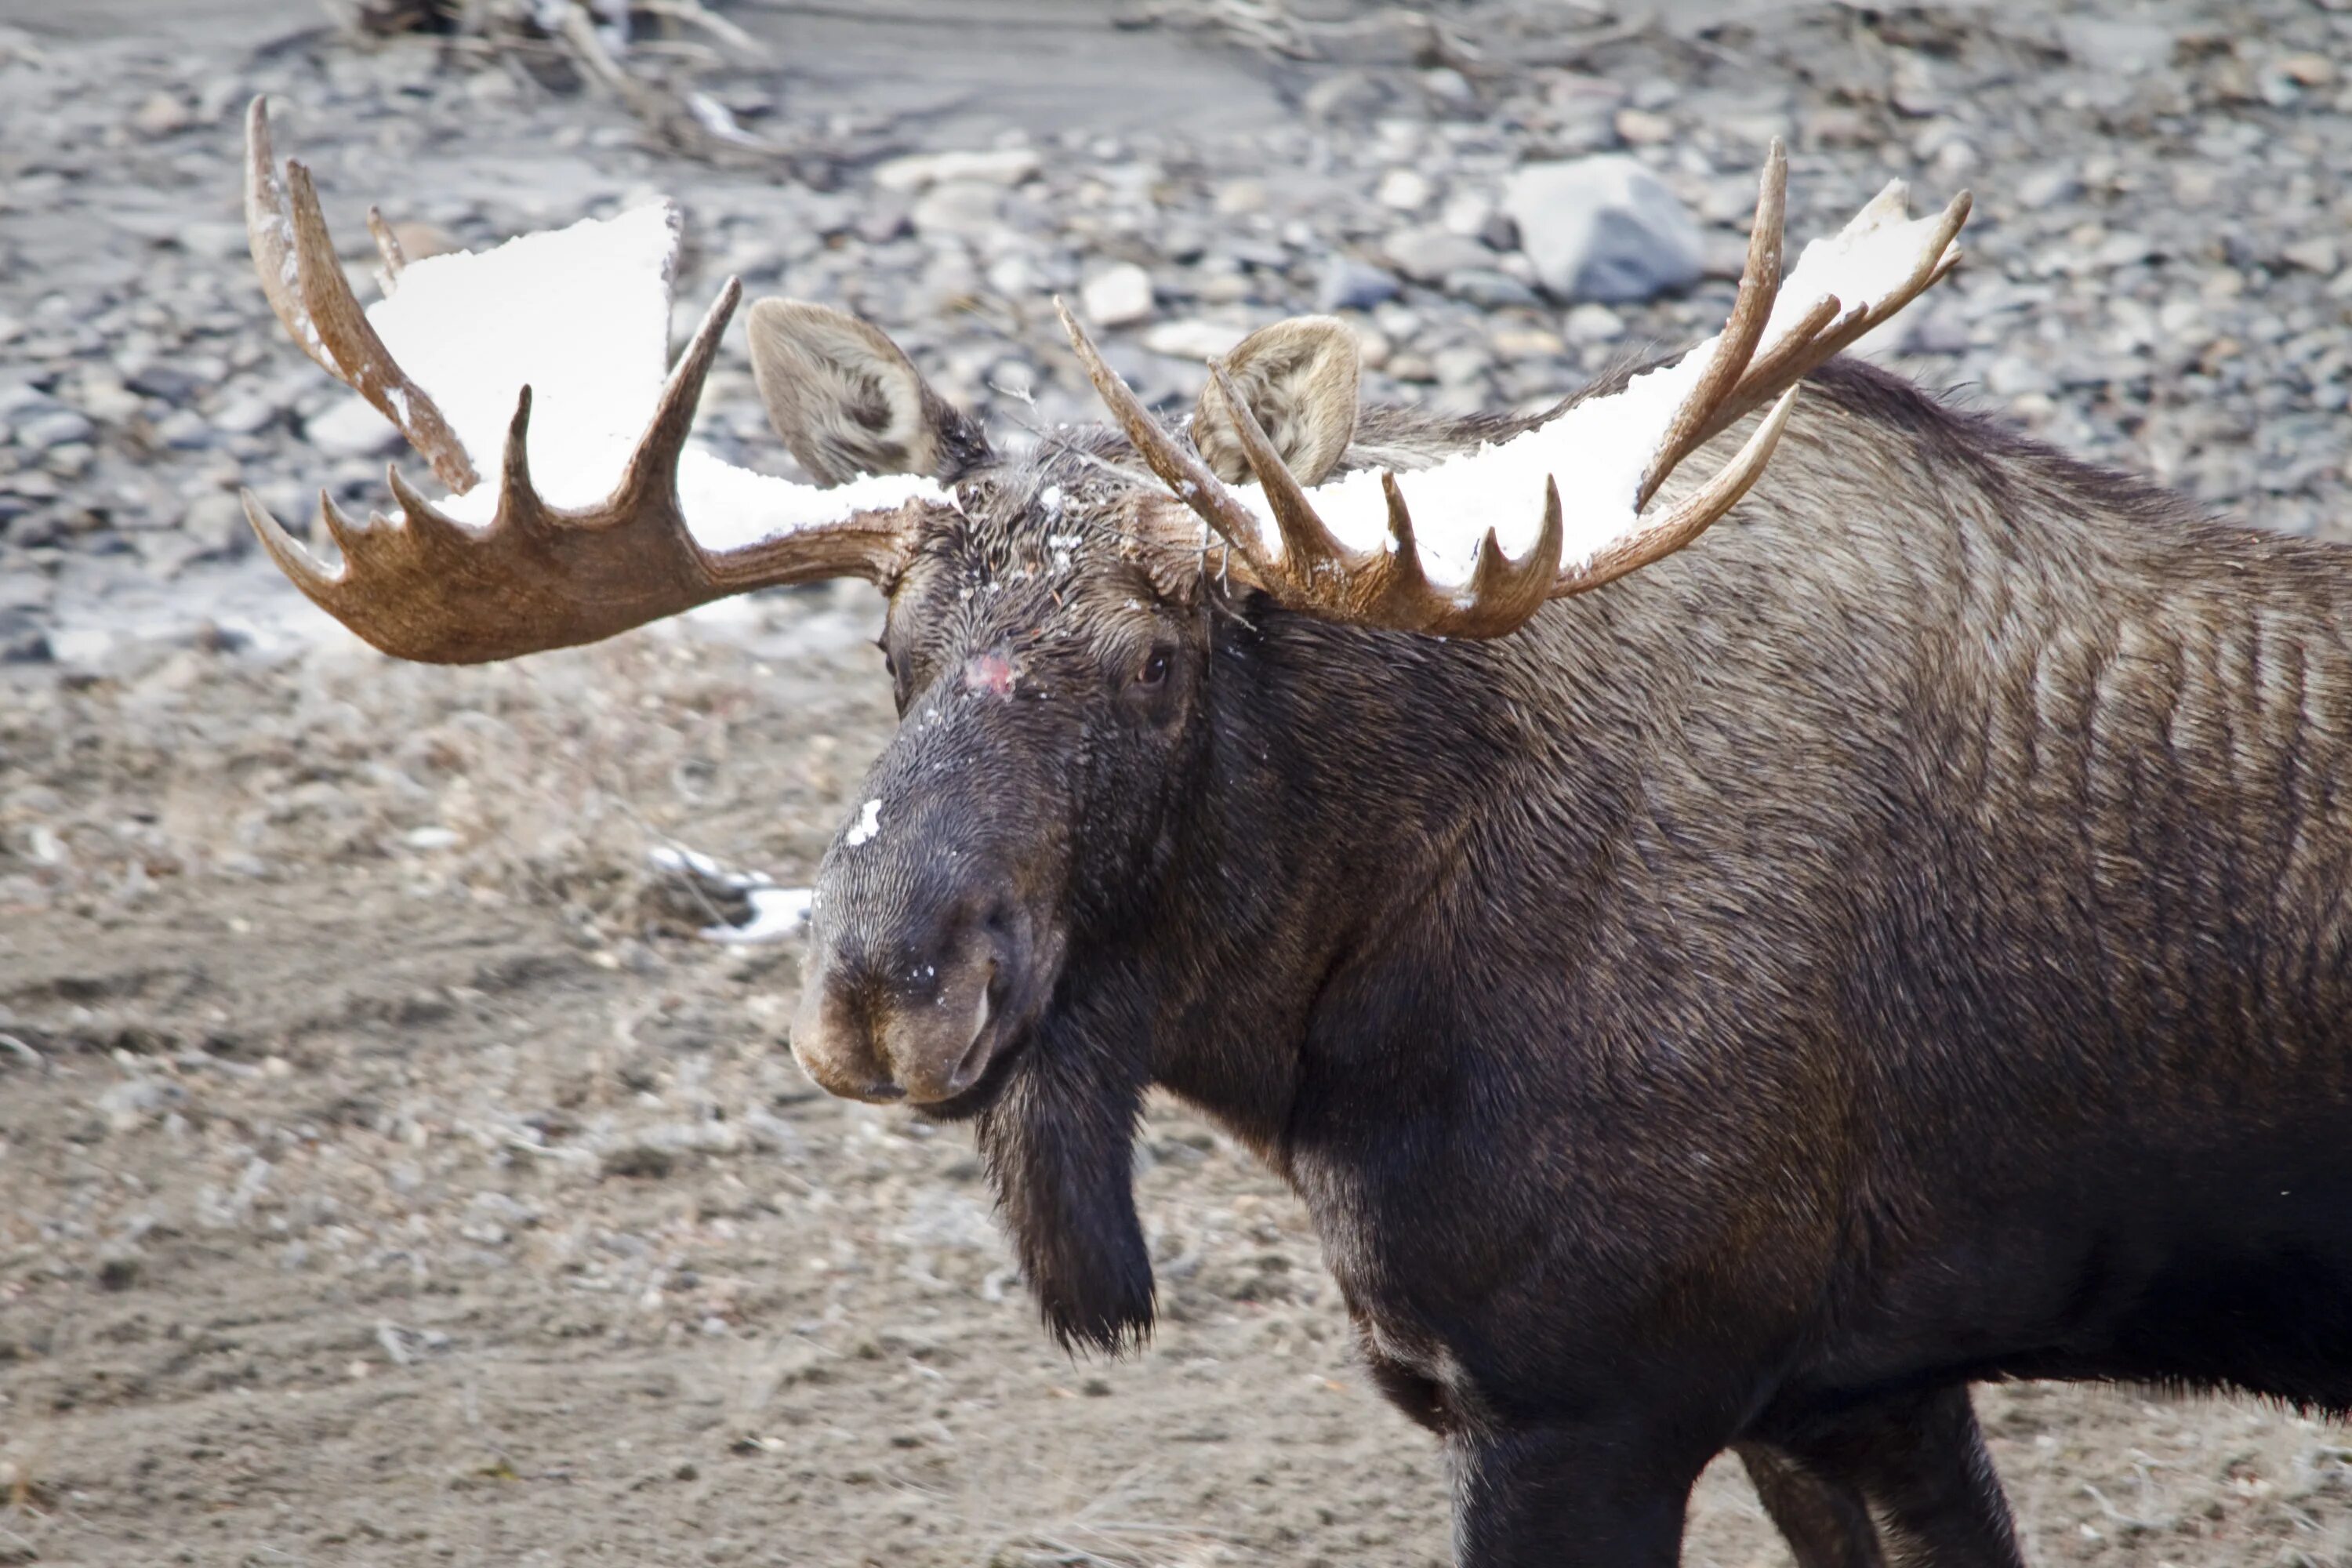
[2,2,2350,1564]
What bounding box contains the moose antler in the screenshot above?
[239,100,946,663]
[1066,143,1970,637]
[1059,298,1564,637]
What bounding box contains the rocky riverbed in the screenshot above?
[4,2,2352,1565]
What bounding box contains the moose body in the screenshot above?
[238,106,2352,1563]
[1145,361,2352,1557]
[825,361,2352,1565]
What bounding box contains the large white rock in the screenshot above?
[1503,156,1704,304]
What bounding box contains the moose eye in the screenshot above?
[1135,651,1170,688]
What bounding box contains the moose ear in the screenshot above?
[746,299,989,485]
[1191,316,1361,487]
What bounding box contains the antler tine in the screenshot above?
[1206,360,1353,579]
[245,97,478,495]
[1556,383,1801,598]
[1548,166,1967,600]
[281,159,479,495]
[614,274,742,518]
[1377,473,1434,603]
[1457,481,1564,634]
[1054,298,1269,568]
[245,100,339,381]
[1635,139,1787,513]
[1700,187,1973,454]
[240,488,342,595]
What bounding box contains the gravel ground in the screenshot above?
[4,1,2352,1564]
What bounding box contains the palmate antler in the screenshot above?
[1064,143,1971,637]
[239,99,946,664]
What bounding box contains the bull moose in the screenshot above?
[239,97,2352,1566]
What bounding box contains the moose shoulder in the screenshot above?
[240,99,2352,1566]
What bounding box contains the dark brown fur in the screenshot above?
[793,354,2352,1566]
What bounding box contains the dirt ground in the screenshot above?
[3,593,2350,1568]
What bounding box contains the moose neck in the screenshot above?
[1135,602,1577,1156]
[962,597,1566,1352]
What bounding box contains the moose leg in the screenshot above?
[1773,1386,2023,1567]
[1735,1441,1884,1568]
[1449,1422,1706,1567]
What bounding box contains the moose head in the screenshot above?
[240,99,1965,1348]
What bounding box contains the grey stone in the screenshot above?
[125,364,201,403]
[1080,263,1155,328]
[210,395,280,437]
[2016,168,2085,212]
[0,608,51,665]
[2282,238,2342,277]
[1316,258,1401,312]
[1303,71,1387,122]
[302,400,400,459]
[153,408,214,451]
[13,409,93,450]
[1502,156,1704,304]
[853,198,913,245]
[177,222,249,263]
[1984,355,2053,398]
[1381,225,1491,285]
[181,490,252,561]
[42,443,92,478]
[0,383,55,420]
[909,180,1004,238]
[1141,320,1248,361]
[1443,269,1542,310]
[1432,346,1492,389]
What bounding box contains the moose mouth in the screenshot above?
[915,924,1070,1120]
[915,984,1033,1120]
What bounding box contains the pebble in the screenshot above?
[1613,107,1676,145]
[1563,303,1624,345]
[152,408,215,451]
[909,180,1004,238]
[1443,270,1541,310]
[300,398,403,459]
[1141,320,1248,361]
[15,408,95,450]
[1080,263,1155,328]
[1377,169,1434,211]
[210,395,280,437]
[180,490,252,559]
[1316,258,1401,313]
[1381,226,1492,285]
[873,148,1041,193]
[1502,156,1704,303]
[1212,179,1268,216]
[2281,239,2341,277]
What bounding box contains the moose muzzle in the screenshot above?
[789,739,1067,1107]
[793,888,1028,1104]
